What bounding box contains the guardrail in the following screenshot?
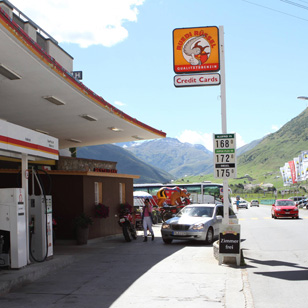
[259,199,275,205]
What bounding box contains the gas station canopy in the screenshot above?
[0,1,166,150]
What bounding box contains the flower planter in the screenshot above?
[76,226,89,245]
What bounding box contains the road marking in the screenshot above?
[239,216,308,220]
[239,217,270,220]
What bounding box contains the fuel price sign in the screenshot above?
[213,133,237,178]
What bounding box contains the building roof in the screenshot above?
[0,4,166,150]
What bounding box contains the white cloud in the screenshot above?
[271,124,281,131]
[11,0,145,48]
[114,100,126,107]
[176,130,213,151]
[177,130,246,151]
[235,134,246,148]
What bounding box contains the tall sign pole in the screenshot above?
[173,25,240,265]
[213,27,236,223]
[172,25,237,223]
[219,26,229,225]
[219,26,227,134]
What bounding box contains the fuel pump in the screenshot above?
[0,188,27,269]
[28,195,53,261]
[28,167,53,262]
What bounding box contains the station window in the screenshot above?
[94,182,103,205]
[119,183,125,204]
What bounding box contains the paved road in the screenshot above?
[239,204,308,308]
[5,202,306,308]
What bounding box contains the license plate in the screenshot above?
[173,231,187,236]
[120,218,125,223]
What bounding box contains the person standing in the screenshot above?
[236,196,240,211]
[142,198,154,242]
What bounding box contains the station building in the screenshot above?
[0,0,166,242]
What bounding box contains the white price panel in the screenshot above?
[213,133,237,178]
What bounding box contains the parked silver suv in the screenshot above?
[289,196,305,206]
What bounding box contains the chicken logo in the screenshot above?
[173,26,220,74]
[183,35,211,66]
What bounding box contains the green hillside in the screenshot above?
[238,108,308,179]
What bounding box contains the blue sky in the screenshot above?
[12,0,308,151]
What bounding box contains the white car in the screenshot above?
[250,200,259,207]
[238,200,248,209]
[161,204,237,245]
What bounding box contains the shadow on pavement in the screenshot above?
[243,256,308,281]
[254,269,308,281]
[0,225,216,307]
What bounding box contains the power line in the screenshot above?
[241,0,308,22]
[281,0,308,11]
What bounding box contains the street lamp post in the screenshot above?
[297,96,308,100]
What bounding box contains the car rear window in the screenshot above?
[276,201,295,206]
[290,197,303,201]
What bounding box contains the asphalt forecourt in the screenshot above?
[0,224,248,307]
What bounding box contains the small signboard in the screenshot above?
[174,73,220,87]
[173,26,220,74]
[72,71,83,80]
[218,224,241,266]
[219,231,240,254]
[213,133,237,179]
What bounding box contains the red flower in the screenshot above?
[94,203,109,218]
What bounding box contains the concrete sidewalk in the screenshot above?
[0,225,252,307]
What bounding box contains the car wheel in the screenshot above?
[296,216,299,219]
[162,237,173,244]
[123,225,132,242]
[205,227,214,245]
[152,214,158,224]
[274,215,277,219]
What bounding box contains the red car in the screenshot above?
[271,199,299,219]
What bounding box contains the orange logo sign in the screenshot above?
[173,26,220,74]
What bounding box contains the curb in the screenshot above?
[0,254,77,296]
[0,235,124,296]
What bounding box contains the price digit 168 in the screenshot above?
[216,139,230,148]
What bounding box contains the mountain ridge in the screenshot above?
[77,143,174,184]
[76,108,308,187]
